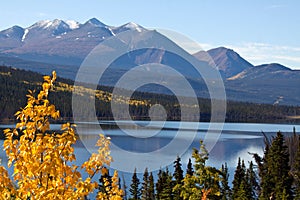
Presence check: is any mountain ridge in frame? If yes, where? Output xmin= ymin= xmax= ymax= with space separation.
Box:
xmin=194 ymin=47 xmax=254 ymax=78
xmin=0 ymin=18 xmax=299 ymax=105
xmin=0 ymin=18 xmax=295 ymax=71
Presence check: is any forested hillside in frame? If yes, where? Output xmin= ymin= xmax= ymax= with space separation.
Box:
xmin=0 ymin=66 xmax=299 ymax=123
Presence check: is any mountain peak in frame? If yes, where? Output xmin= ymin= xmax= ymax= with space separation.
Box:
xmin=194 ymin=47 xmax=253 ymax=78
xmin=124 ymin=22 xmax=139 ymax=28
xmin=3 ymin=25 xmax=24 ymax=33
xmin=208 ymin=47 xmax=237 ymax=57
xmin=10 ymin=25 xmax=24 ymax=31
xmin=85 ymin=18 xmax=106 ymax=27
xmin=0 ymin=25 xmax=24 ymax=39
xmin=30 ymin=19 xmax=67 ymax=29
xmin=28 ymin=19 xmax=71 ymax=36
xmin=117 ymin=22 xmax=145 ymax=33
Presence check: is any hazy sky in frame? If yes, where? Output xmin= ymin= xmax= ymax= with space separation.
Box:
xmin=1 ymin=0 xmax=300 ymax=69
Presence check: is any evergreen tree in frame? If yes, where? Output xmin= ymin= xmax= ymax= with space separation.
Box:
xmin=173 ymin=156 xmax=184 ymax=185
xmin=247 ymin=161 xmax=259 ymax=199
xmin=160 ymin=168 xmax=173 ymax=200
xmin=149 ymin=172 xmax=155 ymax=200
xmin=252 ymin=133 xmax=273 ymax=199
xmin=129 ymin=168 xmax=141 ymax=200
xmin=232 ymin=158 xmax=257 ymax=200
xmin=156 ymin=168 xmax=173 ymax=200
xmin=243 ymin=168 xmax=253 ymax=200
xmin=235 ymin=179 xmax=249 ymax=200
xmin=186 ymin=158 xmax=194 ymax=176
xmin=156 ymin=169 xmax=163 ymax=200
xmin=286 ymin=128 xmax=299 ymax=172
xmin=141 ymin=168 xmax=149 ymax=200
xmin=220 ymin=163 xmax=231 ymax=200
xmin=173 ymin=156 xmax=183 ymax=200
xmin=253 ymin=132 xmax=294 ymax=200
xmin=232 ymin=158 xmax=244 ymax=198
xmin=268 ymin=132 xmax=293 ymax=199
xmin=180 ymin=141 xmax=222 ymax=199
xmin=295 ymin=135 xmax=300 ymax=199
xmin=122 ymin=174 xmax=128 ymax=200
xmin=98 ymin=167 xmax=113 ymax=195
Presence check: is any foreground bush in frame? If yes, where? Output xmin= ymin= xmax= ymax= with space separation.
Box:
xmin=0 ymin=71 xmax=123 ymax=199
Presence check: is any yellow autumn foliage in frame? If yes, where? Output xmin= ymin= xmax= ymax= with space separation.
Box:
xmin=0 ymin=71 xmax=123 ymax=199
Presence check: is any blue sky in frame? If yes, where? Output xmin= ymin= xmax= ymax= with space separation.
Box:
xmin=1 ymin=0 xmax=300 ymax=69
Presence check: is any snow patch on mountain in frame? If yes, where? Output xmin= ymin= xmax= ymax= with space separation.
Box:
xmin=46 ymin=19 xmax=68 ymax=29
xmin=66 ymin=20 xmax=80 ymax=29
xmin=30 ymin=20 xmax=51 ymax=29
xmin=21 ymin=29 xmax=29 ymax=42
xmin=124 ymin=22 xmax=143 ymax=32
xmin=107 ymin=27 xmax=116 ymax=36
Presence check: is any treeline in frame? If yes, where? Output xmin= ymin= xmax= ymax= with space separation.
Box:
xmin=122 ymin=130 xmax=300 ymax=199
xmin=0 ymin=65 xmax=299 ymax=123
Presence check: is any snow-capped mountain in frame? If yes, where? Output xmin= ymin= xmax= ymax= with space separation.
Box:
xmin=0 ymin=18 xmax=299 ymax=105
xmin=0 ymin=18 xmax=147 ymax=65
xmin=29 ymin=19 xmax=71 ymax=33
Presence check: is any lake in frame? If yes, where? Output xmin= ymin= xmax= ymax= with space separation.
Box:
xmin=0 ymin=121 xmax=299 ymax=194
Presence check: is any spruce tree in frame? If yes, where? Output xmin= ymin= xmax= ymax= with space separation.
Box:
xmin=295 ymin=135 xmax=300 ymax=199
xmin=122 ymin=174 xmax=128 ymax=200
xmin=252 ymin=133 xmax=273 ymax=199
xmin=129 ymin=168 xmax=141 ymax=200
xmin=156 ymin=169 xmax=163 ymax=200
xmin=160 ymin=168 xmax=173 ymax=200
xmin=253 ymin=132 xmax=294 ymax=199
xmin=268 ymin=132 xmax=293 ymax=199
xmin=141 ymin=168 xmax=149 ymax=200
xmin=173 ymin=156 xmax=184 ymax=185
xmin=247 ymin=161 xmax=259 ymax=199
xmin=232 ymin=159 xmax=257 ymax=200
xmin=244 ymin=168 xmax=253 ymax=200
xmin=220 ymin=163 xmax=231 ymax=200
xmin=173 ymin=156 xmax=183 ymax=200
xmin=98 ymin=167 xmax=112 ymax=195
xmin=232 ymin=158 xmax=243 ymax=198
xmin=286 ymin=128 xmax=299 ymax=172
xmin=186 ymin=158 xmax=194 ymax=176
xmin=149 ymin=172 xmax=155 ymax=200
xmin=235 ymin=179 xmax=249 ymax=200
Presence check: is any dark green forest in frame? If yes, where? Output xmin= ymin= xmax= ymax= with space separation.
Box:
xmin=0 ymin=65 xmax=299 ymax=124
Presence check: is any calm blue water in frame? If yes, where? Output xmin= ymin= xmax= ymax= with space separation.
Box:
xmin=0 ymin=121 xmax=299 ymax=197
